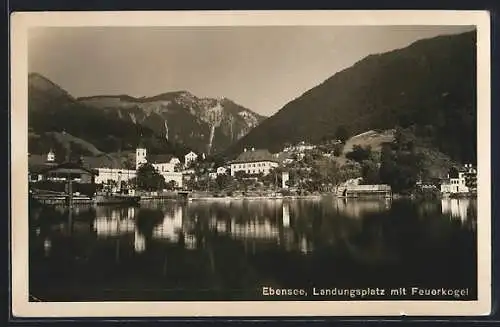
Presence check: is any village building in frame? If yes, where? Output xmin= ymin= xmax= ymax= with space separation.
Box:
xmin=76 ymin=155 xmax=136 ymax=185
xmin=216 ymin=166 xmax=228 ymax=175
xmin=184 ymin=151 xmax=198 ymax=167
xmin=229 ymin=148 xmax=279 ymax=177
xmin=28 ymin=151 xmax=59 ymax=182
xmin=335 ymin=178 xmax=392 ymax=198
xmin=30 ymin=161 xmax=98 ymax=197
xmin=283 ymin=141 xmax=316 ymax=153
xmin=273 ymin=151 xmax=295 ymax=165
xmin=41 ymin=162 xmax=96 ymax=183
xmin=340 ymin=184 xmax=392 ymax=198
xmin=29 ymin=147 xmax=184 ymax=190
xmin=135 ymin=147 xmax=183 ymax=187
xmin=149 ymin=154 xmax=179 ymax=173
xmin=440 ymin=164 xmax=477 ymax=194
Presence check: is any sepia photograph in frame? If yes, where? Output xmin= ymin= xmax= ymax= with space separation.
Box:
xmin=10 ymin=10 xmax=491 ymax=317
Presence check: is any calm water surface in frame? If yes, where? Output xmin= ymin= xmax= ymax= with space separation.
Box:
xmin=29 ymin=196 xmax=477 ymax=301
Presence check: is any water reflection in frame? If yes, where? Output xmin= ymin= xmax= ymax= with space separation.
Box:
xmin=43 ymin=238 xmax=51 ymax=256
xmin=441 ymin=198 xmax=471 ymax=221
xmin=35 ymin=198 xmax=477 ymax=254
xmin=334 ymin=198 xmax=392 ymax=219
xmin=30 ymin=197 xmax=477 ymax=301
xmin=134 ymin=230 xmax=146 ymax=253
xmin=152 ymin=206 xmax=183 ymax=242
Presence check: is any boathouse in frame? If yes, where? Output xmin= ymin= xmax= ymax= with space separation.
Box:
xmin=31 ymin=162 xmax=98 ymax=197
xmin=340 ymin=184 xmax=392 ymax=198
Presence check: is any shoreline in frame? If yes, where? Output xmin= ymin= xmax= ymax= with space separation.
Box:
xmin=188 ymin=194 xmax=324 ymax=201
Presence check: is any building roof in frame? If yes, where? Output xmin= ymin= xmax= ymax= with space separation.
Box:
xmin=42 ymin=162 xmax=97 ymax=176
xmin=231 ymin=149 xmax=278 ymax=164
xmin=80 ymin=155 xmax=120 ymax=169
xmin=273 ymin=151 xmax=294 ymax=164
xmin=150 ymin=154 xmax=178 ymax=164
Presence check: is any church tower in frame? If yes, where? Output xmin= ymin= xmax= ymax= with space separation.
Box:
xmin=136 ymin=147 xmax=147 ymax=170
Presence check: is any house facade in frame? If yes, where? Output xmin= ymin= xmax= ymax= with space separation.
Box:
xmin=94 ymin=168 xmax=136 ymax=185
xmin=136 ymin=147 xmax=183 ymax=187
xmin=230 ymin=148 xmax=279 ymax=177
xmin=440 ymin=164 xmax=477 ymax=194
xmin=184 ymin=151 xmax=198 ymax=166
xmin=216 ymin=166 xmax=228 ymax=175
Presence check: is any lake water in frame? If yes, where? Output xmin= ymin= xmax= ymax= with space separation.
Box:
xmin=29 ymin=196 xmax=477 ymax=301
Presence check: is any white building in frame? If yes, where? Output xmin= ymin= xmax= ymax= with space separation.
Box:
xmin=230 ymin=148 xmax=279 ymax=177
xmin=216 ymin=166 xmax=228 ymax=175
xmin=440 ymin=164 xmax=476 ymax=194
xmin=47 ymin=149 xmax=55 ymax=162
xmin=283 ymin=141 xmax=316 ymax=153
xmin=184 ymin=151 xmax=198 ymax=166
xmin=135 ymin=147 xmax=183 ymax=187
xmin=282 ymin=171 xmax=290 ymax=189
xmin=94 ymin=168 xmax=136 ymax=185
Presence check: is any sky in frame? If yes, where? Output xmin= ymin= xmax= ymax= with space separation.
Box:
xmin=29 ymin=25 xmax=474 ymax=116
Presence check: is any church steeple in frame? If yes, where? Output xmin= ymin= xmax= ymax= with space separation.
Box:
xmin=135 ymin=146 xmax=147 ymax=171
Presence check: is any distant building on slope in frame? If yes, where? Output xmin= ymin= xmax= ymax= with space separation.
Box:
xmin=184 ymin=151 xmax=198 ymax=167
xmin=283 ymin=141 xmax=316 ymax=153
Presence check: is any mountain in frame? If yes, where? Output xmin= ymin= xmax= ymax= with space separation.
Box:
xmin=28 ymin=73 xmax=265 ymax=157
xmin=28 ymin=73 xmax=190 ymax=159
xmin=227 ymin=31 xmax=477 ymax=164
xmin=78 ymin=91 xmax=266 ymax=154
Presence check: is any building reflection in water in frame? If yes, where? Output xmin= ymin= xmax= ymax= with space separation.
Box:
xmin=334 ymin=198 xmax=392 ymax=219
xmin=94 ymin=207 xmax=136 ymax=237
xmin=283 ymin=202 xmax=290 ymax=227
xmin=152 ymin=206 xmax=183 ymax=243
xmin=300 ymin=236 xmax=313 ymax=254
xmin=43 ymin=238 xmax=52 ymax=256
xmin=441 ymin=198 xmax=471 ymax=222
xmin=33 ymin=197 xmax=476 ymax=268
xmin=79 ymin=198 xmax=424 ymax=256
xmin=134 ymin=229 xmax=146 ymax=253
xmin=229 ymin=218 xmax=278 ymax=240
xmin=184 ymin=234 xmax=197 ymax=250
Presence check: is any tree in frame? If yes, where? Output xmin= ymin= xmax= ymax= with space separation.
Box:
xmin=335 ymin=125 xmax=350 ymax=143
xmin=360 ymin=159 xmax=380 ymax=184
xmin=346 ymin=145 xmax=372 ymax=163
xmin=379 ymin=132 xmax=424 ymax=193
xmin=135 ymin=163 xmax=166 ymax=191
xmin=215 ymin=173 xmax=234 ymax=191
xmin=165 ymin=180 xmax=178 ymax=190
xmin=333 ymin=143 xmax=344 ymax=156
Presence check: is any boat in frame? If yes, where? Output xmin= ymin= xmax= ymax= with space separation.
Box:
xmin=93 ymin=193 xmax=141 ymax=206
